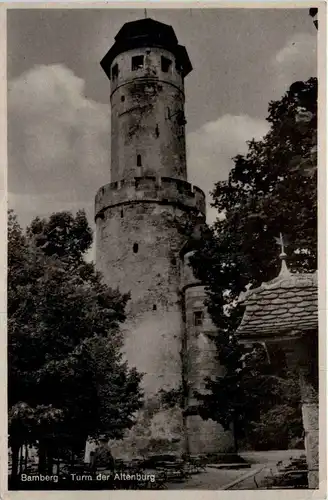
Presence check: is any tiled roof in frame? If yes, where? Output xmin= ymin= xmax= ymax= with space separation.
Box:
xmin=237 ymin=262 xmax=318 ymax=338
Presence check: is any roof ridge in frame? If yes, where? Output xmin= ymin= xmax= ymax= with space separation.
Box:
xmin=239 ymin=269 xmax=317 ymax=303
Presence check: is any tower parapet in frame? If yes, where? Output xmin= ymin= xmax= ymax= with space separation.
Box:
xmin=95 ymin=176 xmax=206 ymax=220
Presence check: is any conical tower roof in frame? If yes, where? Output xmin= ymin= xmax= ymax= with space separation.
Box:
xmin=100 ymin=18 xmax=192 ymax=79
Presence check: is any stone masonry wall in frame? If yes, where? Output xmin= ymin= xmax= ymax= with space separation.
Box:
xmin=97 ymin=33 xmax=232 ymax=458
xmin=96 ymin=200 xmax=200 ymax=457
xmin=110 ymin=47 xmax=187 ymax=182
xmin=96 ymin=201 xmax=194 ymax=395
xmin=95 ymin=177 xmax=206 ymax=217
xmin=183 ymin=282 xmax=234 ymax=454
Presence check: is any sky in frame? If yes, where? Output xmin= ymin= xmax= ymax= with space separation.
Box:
xmin=7 ymin=7 xmax=317 ymax=259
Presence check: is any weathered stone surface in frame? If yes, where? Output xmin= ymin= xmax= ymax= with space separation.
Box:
xmin=95 ymin=177 xmax=206 ymax=217
xmin=308 ymin=470 xmax=319 ymax=489
xmin=186 ymin=415 xmax=234 ymax=454
xmin=97 ymin=202 xmax=187 ymax=395
xmin=109 ymin=405 xmax=185 ymax=459
xmin=182 ymin=275 xmax=233 ymax=454
xmin=304 ymin=430 xmax=319 ymax=468
xmin=302 ymin=404 xmax=319 ymax=431
xmin=110 ymin=47 xmax=187 ymax=183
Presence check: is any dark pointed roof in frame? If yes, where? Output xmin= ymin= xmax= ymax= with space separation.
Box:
xmin=100 ymin=18 xmax=192 ymax=79
xmin=237 ymin=259 xmax=318 ymax=339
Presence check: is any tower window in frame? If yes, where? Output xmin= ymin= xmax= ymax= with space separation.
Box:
xmin=153 ymin=304 xmax=157 ymax=311
xmin=121 ymin=95 xmax=125 ymax=102
xmin=133 ymin=243 xmax=139 ymax=253
xmin=161 ymin=56 xmax=172 ymax=73
xmin=137 ymin=154 xmax=142 ymax=167
xmin=111 ymin=63 xmax=118 ymax=80
xmin=175 ymin=61 xmax=182 ymax=74
xmin=176 ymin=110 xmax=187 ymax=126
xmin=193 ymin=311 xmax=203 ymax=327
xmin=120 ymin=209 xmax=124 ymax=218
xmin=132 ymin=55 xmax=144 ymax=71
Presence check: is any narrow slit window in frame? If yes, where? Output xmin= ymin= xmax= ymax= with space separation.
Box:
xmin=132 ymin=55 xmax=144 ymax=71
xmin=137 ymin=154 xmax=142 ymax=167
xmin=121 ymin=95 xmax=125 ymax=102
xmin=133 ymin=243 xmax=139 ymax=254
xmin=153 ymin=304 xmax=157 ymax=311
xmin=120 ymin=209 xmax=124 ymax=218
xmin=111 ymin=63 xmax=119 ymax=80
xmin=193 ymin=311 xmax=203 ymax=327
xmin=161 ymin=56 xmax=172 ymax=73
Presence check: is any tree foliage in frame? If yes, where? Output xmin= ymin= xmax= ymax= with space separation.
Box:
xmin=190 ymin=78 xmax=317 ymax=447
xmin=196 ymin=344 xmax=302 ymax=448
xmin=8 ymin=210 xmax=143 ymax=474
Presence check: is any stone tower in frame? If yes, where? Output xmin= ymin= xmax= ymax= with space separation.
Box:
xmin=96 ymin=18 xmax=233 ymax=457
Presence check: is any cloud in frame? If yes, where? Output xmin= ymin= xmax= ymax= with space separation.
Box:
xmin=187 ymin=114 xmax=269 ymax=224
xmin=8 ymin=66 xmax=269 ymax=246
xmin=8 ymin=64 xmax=111 ymax=227
xmin=271 ymin=33 xmax=317 ymax=95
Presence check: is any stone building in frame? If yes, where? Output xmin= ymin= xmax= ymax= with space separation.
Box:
xmin=237 ymin=245 xmax=318 ymax=488
xmin=94 ymin=18 xmax=233 ymax=458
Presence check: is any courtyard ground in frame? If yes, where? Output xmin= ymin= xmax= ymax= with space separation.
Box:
xmin=167 ymin=449 xmax=305 ymax=490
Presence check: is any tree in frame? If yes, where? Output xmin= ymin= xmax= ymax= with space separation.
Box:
xmin=196 ymin=343 xmax=302 ymax=450
xmin=190 ymin=78 xmax=317 ymax=447
xmin=8 ymin=210 xmax=143 ymax=478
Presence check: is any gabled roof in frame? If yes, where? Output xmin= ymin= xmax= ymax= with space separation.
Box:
xmin=237 ymin=259 xmax=318 ymax=338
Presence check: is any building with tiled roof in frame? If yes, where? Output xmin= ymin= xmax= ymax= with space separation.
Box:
xmin=237 ymin=238 xmax=318 ymax=488
xmin=237 ymin=259 xmax=318 ymax=339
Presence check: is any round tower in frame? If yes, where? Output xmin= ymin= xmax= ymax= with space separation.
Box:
xmin=181 ymin=251 xmax=234 ymax=455
xmin=101 ymin=18 xmax=191 ymax=183
xmin=96 ymin=18 xmax=231 ymax=457
xmin=97 ymin=17 xmax=203 ymax=391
